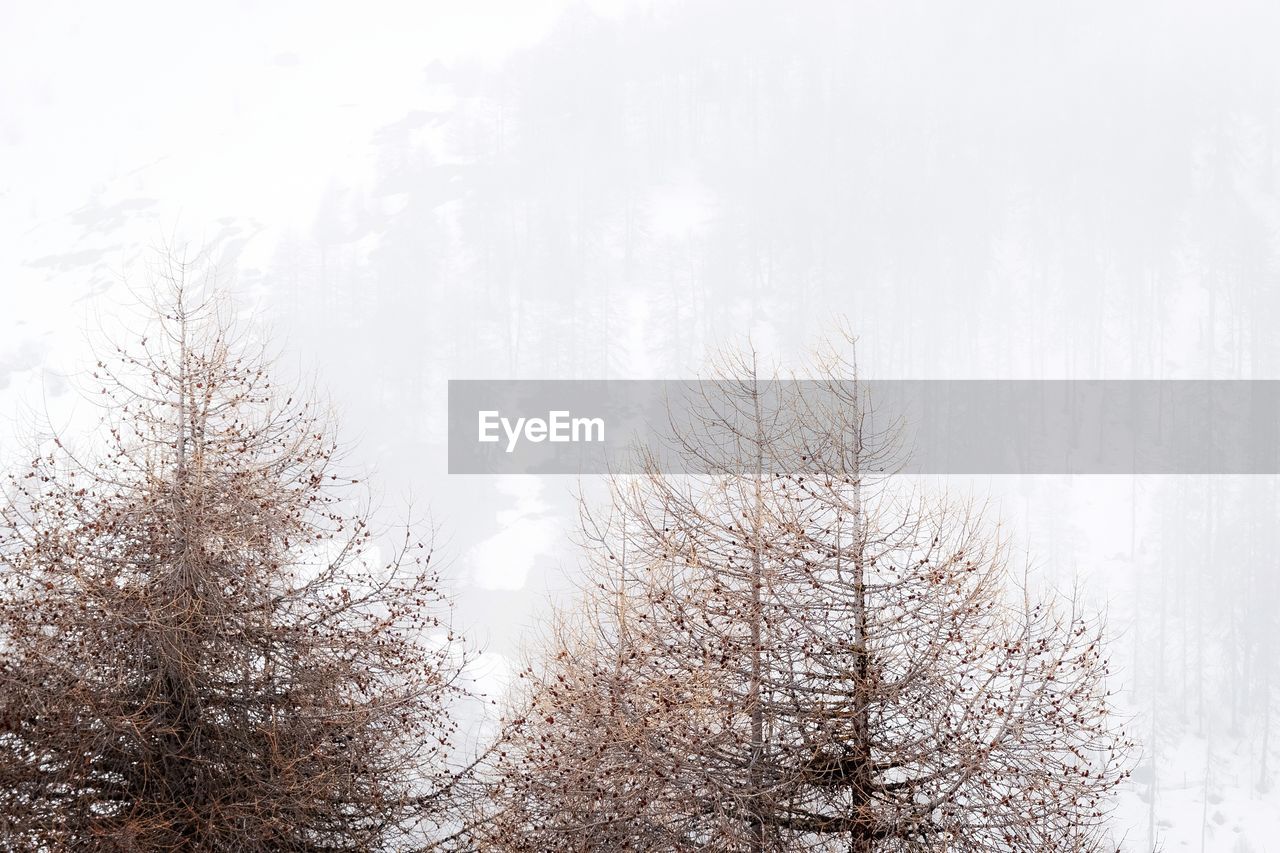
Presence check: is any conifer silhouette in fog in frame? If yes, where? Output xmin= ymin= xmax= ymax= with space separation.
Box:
xmin=481 ymin=345 xmax=1136 ymax=853
xmin=0 ymin=258 xmax=471 ymax=850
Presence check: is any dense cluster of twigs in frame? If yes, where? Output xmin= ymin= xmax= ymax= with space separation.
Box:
xmin=0 ymin=265 xmax=472 ymax=850
xmin=476 ymin=350 xmax=1135 ymax=852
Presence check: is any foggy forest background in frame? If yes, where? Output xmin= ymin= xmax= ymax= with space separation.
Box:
xmin=4 ymin=1 xmax=1280 ymax=848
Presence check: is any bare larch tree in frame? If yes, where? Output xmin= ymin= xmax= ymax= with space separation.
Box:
xmin=481 ymin=345 xmax=1134 ymax=852
xmin=0 ymin=264 xmax=471 ymax=851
